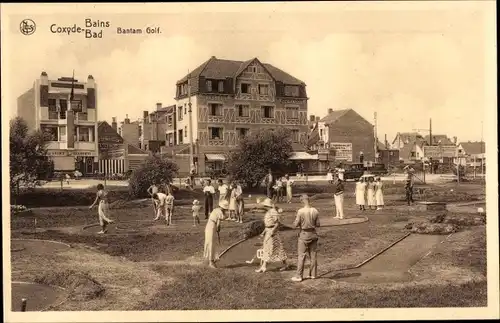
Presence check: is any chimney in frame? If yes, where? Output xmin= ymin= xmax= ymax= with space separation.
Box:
xmin=315 ymin=116 xmax=320 ymax=122
xmin=309 ymin=115 xmax=315 ymax=122
xmin=328 ymin=108 xmax=333 ymax=114
xmin=453 ymin=136 xmax=457 ymax=145
xmin=385 ymin=134 xmax=388 ymax=149
xmin=111 ymin=117 xmax=117 ymax=131
xmin=143 ymin=111 xmax=149 ymax=120
xmin=156 ymin=102 xmax=162 ymax=111
xmin=124 ymin=114 xmax=130 ymax=124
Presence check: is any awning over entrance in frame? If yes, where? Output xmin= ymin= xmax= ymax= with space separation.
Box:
xmin=205 ymin=154 xmax=226 ymax=161
xmin=289 ymin=152 xmax=318 ymax=160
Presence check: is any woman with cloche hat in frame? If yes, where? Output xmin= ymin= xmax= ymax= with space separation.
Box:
xmin=255 ymin=198 xmax=288 ymax=273
xmin=204 ymin=200 xmax=229 ymax=269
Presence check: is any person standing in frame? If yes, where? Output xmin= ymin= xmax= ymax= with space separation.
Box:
xmin=255 ymin=198 xmax=288 ymax=273
xmin=275 ymin=177 xmax=283 ymax=202
xmin=265 ymin=169 xmax=274 ymax=198
xmin=334 ymin=178 xmax=345 ymax=219
xmin=405 ymin=178 xmax=414 ymax=206
xmin=190 ymin=163 xmax=197 ymax=188
xmin=152 ymin=192 xmax=168 ymax=221
xmin=359 ymin=151 xmax=364 ymax=163
xmin=291 ymin=194 xmax=321 ymax=282
xmin=217 ymin=179 xmax=229 ymax=204
xmin=228 ymin=182 xmax=238 ymax=221
xmin=355 ymin=177 xmax=367 ymax=211
xmin=147 ymin=182 xmax=160 ymax=217
xmin=285 ymin=174 xmax=294 ymax=203
xmin=375 ymin=177 xmax=385 ymax=210
xmin=192 ymin=200 xmax=201 ymax=226
xmin=89 ymin=184 xmax=114 ymax=234
xmin=366 ymin=177 xmax=377 ymax=210
xmin=204 ymin=200 xmax=229 ymax=269
xmin=326 ymin=168 xmax=334 ymax=184
xmin=234 ymin=181 xmax=244 ymax=223
xmin=203 ymin=179 xmax=215 ymax=219
xmin=336 ymin=163 xmax=345 ymax=181
xmin=165 ymin=191 xmax=175 ymax=225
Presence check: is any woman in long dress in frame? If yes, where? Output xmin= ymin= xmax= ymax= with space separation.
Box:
xmin=234 ymin=181 xmax=244 ymax=223
xmin=285 ymin=174 xmax=294 ymax=203
xmin=375 ymin=177 xmax=385 ymax=210
xmin=255 ymin=198 xmax=288 ymax=273
xmin=366 ymin=177 xmax=377 ymax=210
xmin=89 ymin=183 xmax=114 ymax=234
xmin=204 ymin=200 xmax=229 ymax=268
xmin=228 ymin=182 xmax=237 ymax=221
xmin=355 ymin=177 xmax=367 ymax=211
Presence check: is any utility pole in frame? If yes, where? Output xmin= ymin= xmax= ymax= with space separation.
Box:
xmin=188 ymin=71 xmax=194 ymax=170
xmin=373 ymin=112 xmax=378 ymax=163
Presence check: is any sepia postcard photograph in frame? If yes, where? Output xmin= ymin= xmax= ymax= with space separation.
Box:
xmin=2 ymin=1 xmax=498 ymax=322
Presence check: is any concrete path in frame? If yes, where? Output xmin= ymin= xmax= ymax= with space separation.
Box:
xmin=325 ymin=234 xmax=447 ymax=284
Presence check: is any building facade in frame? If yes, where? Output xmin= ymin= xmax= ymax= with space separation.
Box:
xmin=17 ymin=72 xmax=99 ymax=174
xmin=171 ymin=56 xmax=309 ymax=173
xmin=118 ymin=115 xmax=140 ymax=148
xmin=136 ymin=103 xmax=176 ymax=153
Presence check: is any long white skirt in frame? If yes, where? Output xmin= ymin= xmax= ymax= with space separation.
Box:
xmin=355 ymin=189 xmax=365 ymax=205
xmin=375 ymin=190 xmax=384 ymax=206
xmin=367 ymin=189 xmax=376 ymax=206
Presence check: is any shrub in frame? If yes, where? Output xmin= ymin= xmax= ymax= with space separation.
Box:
xmin=35 ymin=270 xmax=105 ymax=301
xmin=240 ymin=220 xmax=265 ymax=239
xmin=128 ymin=155 xmax=179 ymax=198
xmin=13 ymin=188 xmax=130 ymax=207
xmin=405 ymin=222 xmax=459 ymax=235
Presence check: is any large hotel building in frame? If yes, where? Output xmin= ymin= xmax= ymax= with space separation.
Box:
xmin=17 ymin=72 xmax=99 ymax=175
xmin=162 ymin=56 xmax=310 ymax=173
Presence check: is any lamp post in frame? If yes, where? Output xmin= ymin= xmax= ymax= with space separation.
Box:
xmin=188 ymin=72 xmax=194 ymax=169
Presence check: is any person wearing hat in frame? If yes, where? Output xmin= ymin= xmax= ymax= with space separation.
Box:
xmin=291 ymin=194 xmax=320 ymax=282
xmin=192 ymin=199 xmax=201 ymax=226
xmin=203 ymin=179 xmax=216 ymax=219
xmin=204 ymin=200 xmax=229 ymax=269
xmin=255 ymin=198 xmax=288 ymax=273
xmin=334 ymin=177 xmax=345 ymax=219
xmin=404 ymin=177 xmax=414 ymax=206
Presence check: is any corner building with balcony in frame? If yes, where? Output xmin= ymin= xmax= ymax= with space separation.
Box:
xmin=173 ymin=56 xmax=309 ymax=173
xmin=17 ymin=72 xmax=99 ymax=175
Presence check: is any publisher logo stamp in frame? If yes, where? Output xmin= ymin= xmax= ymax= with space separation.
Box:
xmin=20 ymin=19 xmax=36 ymax=35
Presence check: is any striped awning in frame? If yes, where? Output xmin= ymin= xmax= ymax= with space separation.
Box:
xmin=289 ymin=152 xmax=318 ymax=160
xmin=205 ymin=154 xmax=226 ymax=161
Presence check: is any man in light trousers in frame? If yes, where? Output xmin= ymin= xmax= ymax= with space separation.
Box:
xmin=291 ymin=194 xmax=321 ymax=282
xmin=334 ymin=178 xmax=345 ymax=219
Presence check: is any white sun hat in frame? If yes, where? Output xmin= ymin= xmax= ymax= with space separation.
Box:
xmin=260 ymin=198 xmax=274 ymax=208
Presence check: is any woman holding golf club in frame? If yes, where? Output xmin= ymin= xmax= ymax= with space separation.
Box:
xmin=89 ymin=183 xmax=114 ymax=234
xmin=255 ymin=198 xmax=288 ymax=273
xmin=204 ymin=200 xmax=229 ymax=269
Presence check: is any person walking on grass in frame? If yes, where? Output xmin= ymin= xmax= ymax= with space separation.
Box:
xmin=255 ymin=198 xmax=289 ymax=273
xmin=366 ymin=176 xmax=377 ymax=210
xmin=291 ymin=194 xmax=320 ymax=282
xmin=192 ymin=200 xmax=201 ymax=226
xmin=333 ymin=177 xmax=345 ymax=219
xmin=204 ymin=200 xmax=229 ymax=269
xmin=89 ymin=184 xmax=114 ymax=234
xmin=203 ymin=179 xmax=215 ymax=219
xmin=147 ymin=181 xmax=160 ymax=217
xmin=285 ymin=174 xmax=294 ymax=203
xmin=375 ymin=177 xmax=384 ymax=210
xmin=355 ymin=177 xmax=367 ymax=211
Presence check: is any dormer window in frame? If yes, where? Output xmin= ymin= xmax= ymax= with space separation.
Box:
xmin=218 ymin=81 xmax=224 ymax=93
xmin=206 ymin=80 xmax=213 ymax=92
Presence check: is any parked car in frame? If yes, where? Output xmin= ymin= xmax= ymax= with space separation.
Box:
xmin=343 ymin=163 xmax=365 ymax=180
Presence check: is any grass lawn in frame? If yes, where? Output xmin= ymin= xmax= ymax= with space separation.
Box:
xmin=9 ymin=181 xmax=488 ymax=310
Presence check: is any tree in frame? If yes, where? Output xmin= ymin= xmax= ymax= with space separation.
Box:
xmin=226 ymin=128 xmax=293 ymax=188
xmin=10 ymin=117 xmax=54 ymax=197
xmin=128 ymin=155 xmax=179 ymax=198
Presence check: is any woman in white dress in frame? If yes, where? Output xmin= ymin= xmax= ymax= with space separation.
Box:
xmin=366 ymin=177 xmax=377 ymax=210
xmin=89 ymin=184 xmax=114 ymax=234
xmin=228 ymin=182 xmax=238 ymax=221
xmin=355 ymin=177 xmax=367 ymax=211
xmin=204 ymin=200 xmax=229 ymax=269
xmin=375 ymin=177 xmax=384 ymax=210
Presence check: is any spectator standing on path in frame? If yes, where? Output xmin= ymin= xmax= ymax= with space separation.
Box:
xmin=285 ymin=174 xmax=294 ymax=203
xmin=228 ymin=182 xmax=238 ymax=221
xmin=291 ymin=194 xmax=321 ymax=282
xmin=355 ymin=177 xmax=367 ymax=211
xmin=234 ymin=181 xmax=245 ymax=223
xmin=359 ymin=151 xmax=364 ymax=163
xmin=203 ymin=179 xmax=215 ymax=219
xmin=265 ymin=169 xmax=274 ymax=198
xmin=366 ymin=177 xmax=377 ymax=210
xmin=334 ymin=178 xmax=345 ymax=219
xmin=375 ymin=177 xmax=384 ymax=210
xmin=89 ymin=184 xmax=114 ymax=234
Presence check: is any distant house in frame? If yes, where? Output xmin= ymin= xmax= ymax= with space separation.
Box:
xmin=423 ymin=134 xmax=455 ymax=146
xmin=457 ymin=141 xmax=486 ymax=167
xmin=377 ymin=141 xmax=400 ymax=166
xmin=391 ymin=132 xmax=426 ymax=150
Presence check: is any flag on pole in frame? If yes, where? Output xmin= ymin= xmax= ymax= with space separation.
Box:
xmin=307 ymin=121 xmax=320 ymax=148
xmin=70 ymin=70 xmax=75 ymax=101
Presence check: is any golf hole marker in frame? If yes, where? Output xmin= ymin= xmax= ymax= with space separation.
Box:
xmin=256 ymin=249 xmax=264 ymax=259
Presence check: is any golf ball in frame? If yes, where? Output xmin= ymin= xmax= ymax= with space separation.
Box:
xmin=478 ymin=207 xmax=484 ymax=214
xmin=450 ymin=189 xmax=454 ymax=192
xmin=248 ymin=194 xmax=252 ymax=198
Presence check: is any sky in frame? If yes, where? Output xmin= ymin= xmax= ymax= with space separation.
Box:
xmin=1 ymin=2 xmax=495 ymax=143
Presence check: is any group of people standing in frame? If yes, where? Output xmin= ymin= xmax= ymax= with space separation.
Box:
xmin=355 ymin=176 xmax=385 ymax=211
xmin=203 ymin=192 xmax=321 ymax=283
xmin=264 ymin=169 xmax=294 ymax=203
xmin=201 ymin=179 xmax=245 ymax=223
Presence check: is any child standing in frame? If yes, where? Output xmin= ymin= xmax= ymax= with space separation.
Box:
xmin=165 ymin=191 xmax=175 ymax=225
xmin=192 ymin=200 xmax=201 ymax=226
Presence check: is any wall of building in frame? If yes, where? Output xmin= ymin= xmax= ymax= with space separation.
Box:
xmin=121 ymin=123 xmax=140 ymax=147
xmin=175 ymin=96 xmax=199 ymax=144
xmin=327 ymin=110 xmax=375 ymax=162
xmin=17 ymin=87 xmax=37 ymax=130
